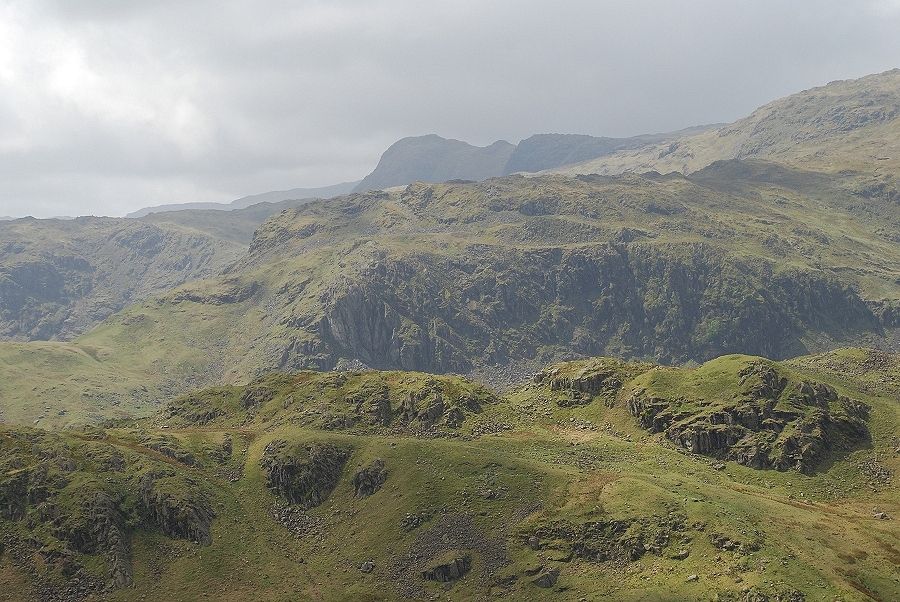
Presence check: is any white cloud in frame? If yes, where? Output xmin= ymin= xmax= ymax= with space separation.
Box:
xmin=0 ymin=0 xmax=898 ymax=218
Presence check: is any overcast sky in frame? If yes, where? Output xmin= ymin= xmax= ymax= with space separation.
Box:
xmin=1 ymin=0 xmax=900 ymax=218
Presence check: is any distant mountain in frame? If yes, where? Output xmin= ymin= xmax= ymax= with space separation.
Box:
xmin=138 ymin=196 xmax=330 ymax=245
xmin=126 ymin=180 xmax=360 ymax=218
xmin=353 ymin=135 xmax=515 ymax=192
xmin=354 ymin=127 xmax=718 ymax=193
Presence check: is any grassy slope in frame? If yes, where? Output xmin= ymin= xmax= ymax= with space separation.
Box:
xmin=2 ymin=350 xmax=894 ymax=601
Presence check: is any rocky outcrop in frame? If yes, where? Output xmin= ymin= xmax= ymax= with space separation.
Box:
xmin=352 ymin=459 xmax=387 ymax=497
xmin=240 ymin=384 xmax=277 ymax=409
xmin=531 ymin=567 xmax=560 ymax=588
xmin=45 ymin=487 xmax=133 ymax=588
xmin=260 ymin=440 xmax=350 ymax=508
xmin=421 ymin=551 xmax=472 ymax=582
xmin=532 ymin=359 xmax=647 ymax=407
xmin=139 ymin=473 xmax=216 ymax=546
xmin=397 ymin=381 xmax=486 ymax=428
xmin=626 ymin=363 xmax=870 ymax=473
xmin=525 ymin=511 xmax=689 ymax=565
xmin=341 ymin=381 xmax=393 ymax=427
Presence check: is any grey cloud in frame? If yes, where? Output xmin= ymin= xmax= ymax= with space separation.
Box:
xmin=1 ymin=0 xmax=899 ymax=217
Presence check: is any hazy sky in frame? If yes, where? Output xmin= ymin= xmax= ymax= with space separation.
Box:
xmin=2 ymin=0 xmax=900 ymax=218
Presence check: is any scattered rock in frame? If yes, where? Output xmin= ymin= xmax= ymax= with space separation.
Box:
xmin=359 ymin=560 xmax=376 ymax=573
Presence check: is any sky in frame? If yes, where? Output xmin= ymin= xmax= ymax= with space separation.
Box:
xmin=1 ymin=0 xmax=900 ymax=218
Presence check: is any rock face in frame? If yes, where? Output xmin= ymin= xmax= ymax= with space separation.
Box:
xmin=309 ymin=242 xmax=880 ymax=373
xmin=260 ymin=440 xmax=350 ymax=508
xmin=352 ymin=459 xmax=388 ymax=497
xmin=53 ymin=488 xmax=133 ymax=588
xmin=626 ymin=362 xmax=870 ymax=473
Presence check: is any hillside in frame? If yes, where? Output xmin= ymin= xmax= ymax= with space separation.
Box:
xmin=551 ymin=69 xmax=900 ymax=179
xmin=0 ymin=161 xmax=897 ymax=427
xmin=0 ymin=217 xmax=243 ymax=341
xmin=0 ymin=194 xmax=363 ymax=343
xmin=0 ymin=349 xmax=896 ymax=601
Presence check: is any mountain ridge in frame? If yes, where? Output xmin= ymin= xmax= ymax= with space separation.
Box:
xmin=353 ymin=125 xmax=720 ymax=193
xmin=126 ymin=180 xmax=360 ymax=218
xmin=549 ymin=68 xmax=900 ymax=178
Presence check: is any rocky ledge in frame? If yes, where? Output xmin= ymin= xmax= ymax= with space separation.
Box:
xmin=626 ymin=362 xmax=870 ymax=473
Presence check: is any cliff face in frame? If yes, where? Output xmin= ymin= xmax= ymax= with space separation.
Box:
xmin=303 ymin=243 xmax=877 ymax=372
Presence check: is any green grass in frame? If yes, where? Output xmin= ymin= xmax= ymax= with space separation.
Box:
xmin=3 ymin=350 xmax=894 ymax=600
